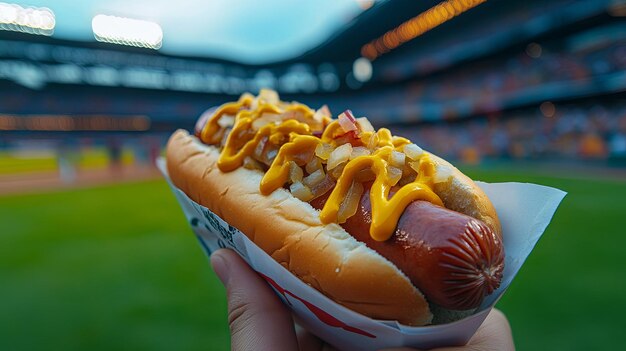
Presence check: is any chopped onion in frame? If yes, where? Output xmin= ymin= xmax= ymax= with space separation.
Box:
xmin=303 ymin=169 xmax=325 ymax=188
xmin=387 ymin=166 xmax=403 ymax=186
xmin=219 ymin=128 xmax=231 ymax=147
xmin=356 ymin=117 xmax=374 ymax=133
xmin=403 ymin=143 xmax=424 ymax=160
xmin=408 ymin=160 xmax=421 ymax=174
xmin=240 ymin=92 xmax=255 ymax=101
xmin=288 ymin=161 xmax=304 ymax=183
xmin=255 ymin=141 xmax=279 ymax=166
xmin=338 ymin=110 xmax=357 ymax=133
xmin=290 ymin=181 xmax=314 ymax=202
xmin=305 ymin=157 xmax=323 ymax=174
xmin=337 ymin=181 xmax=364 ymax=223
xmin=294 ymin=148 xmax=315 ymax=166
xmin=329 ymin=162 xmax=347 ymax=180
xmin=254 ymin=137 xmax=268 ymax=160
xmin=315 ymin=143 xmax=334 ymax=160
xmin=313 ymin=105 xmax=331 ymax=123
xmin=259 ymin=89 xmax=279 ymax=104
xmin=217 ymin=115 xmax=235 ymax=128
xmin=243 ymin=156 xmax=264 ymax=171
xmin=252 ymin=113 xmax=281 ymax=130
xmin=389 ymin=150 xmax=406 ymax=168
xmin=343 ymin=109 xmax=356 ymax=122
xmin=367 ymin=133 xmax=379 ymax=150
xmin=332 ymin=130 xmax=360 ymax=146
xmin=250 ymin=97 xmax=259 ymax=111
xmin=398 ymin=166 xmax=417 ymax=186
xmin=327 ymin=143 xmax=352 ymax=170
xmin=350 ymin=146 xmax=370 ymax=160
xmin=433 ymin=166 xmax=453 ymax=184
xmin=266 ymin=148 xmax=278 ymax=164
xmin=310 ymin=175 xmax=336 ymax=200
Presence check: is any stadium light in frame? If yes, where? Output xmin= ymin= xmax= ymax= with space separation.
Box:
xmin=92 ymin=14 xmax=163 ymax=49
xmin=352 ymin=57 xmax=372 ymax=82
xmin=0 ymin=2 xmax=55 ymax=36
xmin=361 ymin=0 xmax=486 ymax=60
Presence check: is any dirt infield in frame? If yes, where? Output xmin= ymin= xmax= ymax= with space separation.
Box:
xmin=0 ymin=165 xmax=162 ymax=196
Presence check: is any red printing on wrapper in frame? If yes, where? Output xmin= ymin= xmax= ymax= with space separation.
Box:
xmin=258 ymin=272 xmax=376 ymax=338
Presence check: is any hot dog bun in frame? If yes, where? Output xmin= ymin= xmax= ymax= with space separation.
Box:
xmin=428 ymin=154 xmax=501 ymax=237
xmin=166 ymin=128 xmax=500 ymax=326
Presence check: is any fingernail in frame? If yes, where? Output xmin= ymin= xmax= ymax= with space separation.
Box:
xmin=211 ymin=250 xmax=229 ymax=285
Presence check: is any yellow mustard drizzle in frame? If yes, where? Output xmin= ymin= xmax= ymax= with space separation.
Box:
xmin=203 ymin=95 xmax=444 ymax=242
xmin=260 ymin=135 xmax=320 ymax=194
xmin=360 ymin=129 xmax=411 ymax=149
xmin=284 ymin=103 xmax=315 ymax=118
xmin=319 ymin=150 xmax=442 ymax=241
xmin=321 ymin=121 xmax=348 ymax=141
xmin=258 ymin=128 xmax=442 ymax=241
xmin=200 ymin=92 xmax=323 ymax=145
xmin=218 ymin=118 xmax=311 ymax=172
xmin=200 ymin=94 xmax=254 ymax=144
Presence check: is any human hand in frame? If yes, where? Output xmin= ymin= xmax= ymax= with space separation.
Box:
xmin=210 ymin=248 xmax=514 ymax=351
xmin=211 ymin=248 xmax=335 ymax=351
xmin=380 ymin=309 xmax=515 ymax=351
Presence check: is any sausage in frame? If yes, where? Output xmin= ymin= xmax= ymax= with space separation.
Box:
xmin=194 ymin=107 xmax=216 ymax=137
xmin=310 ymin=184 xmax=504 ymax=311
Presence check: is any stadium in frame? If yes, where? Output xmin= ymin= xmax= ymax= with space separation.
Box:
xmin=1 ymin=0 xmax=624 ymax=350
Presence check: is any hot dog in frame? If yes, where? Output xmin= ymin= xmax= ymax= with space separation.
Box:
xmin=310 ymin=188 xmax=503 ymax=313
xmin=166 ymin=89 xmax=504 ymax=326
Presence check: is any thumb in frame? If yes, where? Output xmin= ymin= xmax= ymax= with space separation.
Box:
xmin=211 ymin=249 xmax=298 ymax=351
xmin=378 ymin=309 xmax=515 ymax=351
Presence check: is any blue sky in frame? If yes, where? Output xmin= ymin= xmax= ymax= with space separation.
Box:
xmin=11 ymin=0 xmax=370 ymax=63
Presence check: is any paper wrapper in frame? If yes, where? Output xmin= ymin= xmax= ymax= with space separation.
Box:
xmin=157 ymin=158 xmax=565 ymax=350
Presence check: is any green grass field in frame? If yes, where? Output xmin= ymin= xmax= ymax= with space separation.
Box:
xmin=0 ymin=168 xmax=624 ymax=351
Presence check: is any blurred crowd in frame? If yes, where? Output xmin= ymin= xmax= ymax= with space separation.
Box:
xmin=354 ymin=37 xmax=626 ymax=122
xmin=399 ymin=103 xmax=626 ymax=165
xmin=413 ymin=42 xmax=625 ymax=104
xmin=354 ymin=20 xmax=626 ymax=167
xmin=378 ymin=0 xmax=602 ymax=80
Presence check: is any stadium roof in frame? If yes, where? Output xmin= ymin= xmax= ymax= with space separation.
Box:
xmin=6 ymin=0 xmax=500 ymax=66
xmin=7 ymin=0 xmax=382 ymax=64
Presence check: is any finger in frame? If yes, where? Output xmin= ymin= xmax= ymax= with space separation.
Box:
xmin=211 ymin=249 xmax=298 ymax=351
xmin=378 ymin=309 xmax=515 ymax=351
xmin=465 ymin=308 xmax=515 ymax=351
